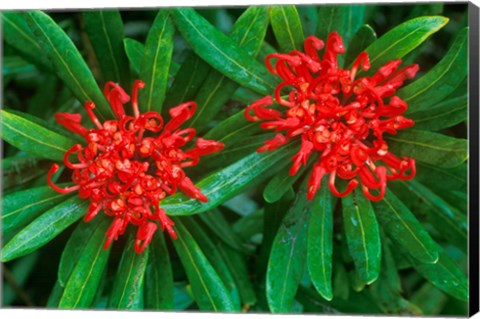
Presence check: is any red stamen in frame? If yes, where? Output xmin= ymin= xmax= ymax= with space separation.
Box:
xmin=47 ymin=164 xmax=80 ymax=194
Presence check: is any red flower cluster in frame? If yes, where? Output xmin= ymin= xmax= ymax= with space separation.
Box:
xmin=245 ymin=33 xmax=417 ymax=201
xmin=48 ymin=80 xmax=224 ymax=253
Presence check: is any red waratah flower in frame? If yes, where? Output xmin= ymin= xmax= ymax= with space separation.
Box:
xmin=245 ymin=33 xmax=417 ymax=201
xmin=47 ymin=80 xmax=224 ymax=253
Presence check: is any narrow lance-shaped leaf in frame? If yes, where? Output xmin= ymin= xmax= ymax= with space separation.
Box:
xmin=414 ymin=162 xmax=467 ymax=192
xmin=172 ymin=8 xmax=277 ymax=95
xmin=400 ymin=27 xmax=468 ymax=112
xmin=410 ymin=248 xmax=468 ymax=302
xmin=25 ymin=11 xmax=112 ymax=119
xmin=342 ymin=190 xmax=381 ymax=285
xmin=144 ymin=233 xmax=174 ymax=310
xmin=171 ymin=218 xmax=236 ymax=311
xmin=372 ymin=191 xmax=439 ymax=264
xmin=198 ymin=209 xmax=246 ymax=253
xmin=2 ymin=156 xmax=50 ymax=189
xmin=123 ymin=38 xmax=179 ymax=78
xmin=1 ymin=197 xmax=88 ymax=262
xmin=307 ymin=179 xmax=335 ymax=301
xmin=216 ymin=242 xmax=257 ymax=307
xmin=270 ymin=5 xmax=304 ymax=52
xmin=316 ymin=5 xmax=365 ymax=67
xmin=182 ymin=217 xmax=241 ymax=311
xmin=161 ymin=144 xmax=296 ymax=215
xmin=1 ymin=110 xmax=77 ymax=161
xmin=58 ymin=218 xmax=111 ymax=309
xmin=409 ymin=95 xmax=467 ymax=131
xmin=58 ymin=217 xmax=103 ymax=287
xmin=1 ymin=185 xmax=72 ymax=236
xmin=1 ymin=12 xmax=52 ymax=71
xmin=139 ymin=10 xmax=174 ymax=113
xmin=192 ymin=133 xmax=275 ymax=173
xmin=297 ymin=6 xmax=318 ymax=37
xmin=188 ymin=6 xmax=269 ymax=132
xmin=2 ymin=56 xmax=36 ymax=76
xmin=162 ymin=51 xmax=210 ymax=112
xmin=344 ymin=24 xmax=377 ymax=66
xmin=386 ymin=129 xmax=468 ymax=168
xmin=369 ymin=234 xmax=412 ymax=314
xmin=362 ymin=16 xmax=448 ymax=75
xmin=267 ymin=185 xmax=313 ymax=313
xmin=108 ymin=233 xmax=150 ymax=310
xmin=83 ymin=10 xmax=130 ymax=87
xmin=263 ymin=156 xmax=312 ymax=204
xmin=393 ymin=180 xmax=467 ymax=252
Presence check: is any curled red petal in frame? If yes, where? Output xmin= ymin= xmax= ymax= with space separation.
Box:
xmin=257 ymin=134 xmax=288 ymax=153
xmin=178 ymin=176 xmax=208 ymax=202
xmin=55 ymin=113 xmax=89 ymax=137
xmin=134 ymin=221 xmax=158 ymax=254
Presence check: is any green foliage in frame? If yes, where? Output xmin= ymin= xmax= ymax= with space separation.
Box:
xmin=1 ymin=4 xmax=469 ymax=316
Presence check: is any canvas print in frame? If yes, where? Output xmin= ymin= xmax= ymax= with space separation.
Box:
xmin=1 ymin=3 xmax=473 ymax=316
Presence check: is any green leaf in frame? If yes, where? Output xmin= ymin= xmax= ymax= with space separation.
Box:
xmin=1 ymin=109 xmax=77 ymax=161
xmin=369 ymin=233 xmax=413 ymax=314
xmin=316 ymin=6 xmax=345 ymax=42
xmin=344 ymin=24 xmax=377 ymax=66
xmin=410 ymin=248 xmax=468 ymax=301
xmin=2 ymin=56 xmax=37 ymax=76
xmin=25 ymin=11 xmax=112 ymax=119
xmin=1 ymin=197 xmax=88 ymax=262
xmin=2 ymin=156 xmax=50 ymax=189
xmin=297 ymin=6 xmax=318 ymax=36
xmin=162 ymin=52 xmax=210 ymax=111
xmin=182 ymin=217 xmax=241 ymax=310
xmin=1 ymin=12 xmax=52 ymax=71
xmin=58 ymin=218 xmax=111 ymax=309
xmin=173 ymin=282 xmax=194 ymax=310
xmin=317 ymin=5 xmax=365 ymax=55
xmin=144 ymin=233 xmax=173 ymax=310
xmin=188 ymin=6 xmax=269 ymax=132
xmin=216 ymin=242 xmax=257 ymax=307
xmin=266 ymin=186 xmax=313 ymax=312
xmin=2 ymin=252 xmax=39 ymax=305
xmin=58 ymin=217 xmax=102 ymax=287
xmin=270 ymin=5 xmax=304 ymax=52
xmin=172 ymin=8 xmax=277 ymax=95
xmin=203 ymin=108 xmax=263 ymax=143
xmin=139 ymin=10 xmax=174 ymax=113
xmin=171 ymin=218 xmax=236 ymax=311
xmin=123 ymin=38 xmax=179 ymax=79
xmin=161 ymin=144 xmax=296 ymax=215
xmin=372 ymin=191 xmax=439 ymax=264
xmin=1 ymin=185 xmax=71 ymax=236
xmin=193 ymin=133 xmax=274 ymax=173
xmin=307 ymin=179 xmax=335 ymax=301
xmin=263 ymin=161 xmax=305 ymax=204
xmin=400 ymin=27 xmax=468 ymax=112
xmin=415 ymin=162 xmax=467 ymax=192
xmin=27 ymin=74 xmax=59 ymax=117
xmin=198 ymin=209 xmax=246 ymax=253
xmin=123 ymin=38 xmax=144 ymax=75
xmin=47 ymin=280 xmax=64 ymax=308
xmin=408 ymin=95 xmax=467 ymax=131
xmin=83 ymin=10 xmax=130 ymax=86
xmin=386 ymin=129 xmax=468 ymax=168
xmin=108 ymin=233 xmax=149 ymax=310
xmin=342 ymin=190 xmax=381 ymax=284
xmin=362 ymin=16 xmax=448 ymax=75
xmin=392 ymin=180 xmax=467 ymax=252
